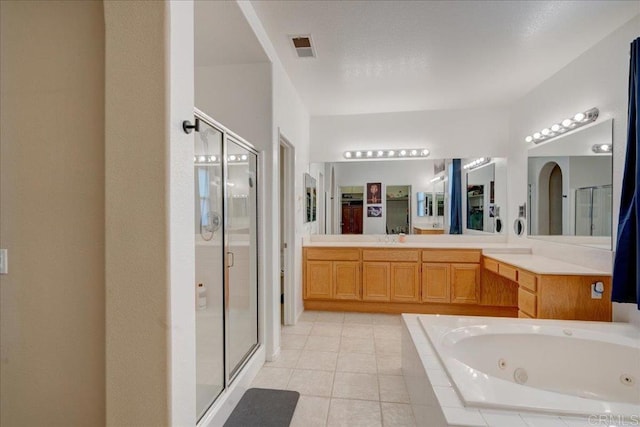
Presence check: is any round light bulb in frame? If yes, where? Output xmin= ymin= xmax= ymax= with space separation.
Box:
xmin=229 ymin=155 xmax=236 ymax=161
xmin=421 ymin=149 xmax=429 ymax=156
xmin=541 ymin=128 xmax=550 ymax=136
xmin=411 ymin=149 xmax=417 ymax=156
xmin=562 ymin=119 xmax=573 ymax=127
xmin=377 ymin=151 xmax=384 ymax=157
xmin=193 ymin=156 xmax=198 ymax=162
xmin=400 ymin=150 xmax=407 ymax=156
xmin=241 ymin=154 xmax=248 ymax=161
xmin=388 ymin=150 xmax=395 ymax=156
xmin=600 ymin=144 xmax=610 ymax=152
xmin=525 ymin=136 xmax=533 ymax=143
xmin=366 ymin=151 xmax=373 ymax=157
xmin=551 ymin=124 xmax=561 ymax=132
xmin=345 ymin=152 xmax=352 ymax=158
xmin=198 ymin=155 xmax=206 ymax=162
xmin=208 ymin=156 xmax=215 ymax=162
xmin=574 ymin=112 xmax=585 ymax=122
xmin=533 ymin=132 xmax=542 ymax=139
xmin=355 ymin=151 xmax=362 ymax=157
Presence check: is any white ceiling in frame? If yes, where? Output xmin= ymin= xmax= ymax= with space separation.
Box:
xmin=195 ymin=0 xmax=268 ymax=67
xmin=250 ymin=0 xmax=639 ymax=116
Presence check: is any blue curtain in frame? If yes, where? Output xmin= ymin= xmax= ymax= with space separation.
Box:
xmin=450 ymin=159 xmax=463 ymax=234
xmin=612 ymin=37 xmax=640 ymax=308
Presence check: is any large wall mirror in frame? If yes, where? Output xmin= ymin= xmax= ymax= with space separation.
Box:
xmin=527 ymin=119 xmax=613 ymax=249
xmin=308 ymin=157 xmax=505 ymax=235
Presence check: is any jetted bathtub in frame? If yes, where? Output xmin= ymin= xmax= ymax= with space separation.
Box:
xmin=416 ymin=315 xmax=640 ymax=419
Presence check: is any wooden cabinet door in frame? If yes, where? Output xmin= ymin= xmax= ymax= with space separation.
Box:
xmin=341 ymin=205 xmax=363 ymax=234
xmin=422 ymin=263 xmax=450 ymax=303
xmin=352 ymin=206 xmax=363 ymax=234
xmin=333 ymin=261 xmax=361 ymax=300
xmin=305 ymin=261 xmax=333 ymax=299
xmin=451 ymin=263 xmax=480 ymax=304
xmin=390 ymin=262 xmax=420 ymax=302
xmin=362 ymin=262 xmax=390 ymax=301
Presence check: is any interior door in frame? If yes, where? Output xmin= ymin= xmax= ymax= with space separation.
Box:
xmin=225 ymin=137 xmax=259 ymax=379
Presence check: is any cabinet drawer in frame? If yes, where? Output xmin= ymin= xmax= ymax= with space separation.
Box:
xmin=499 ymin=263 xmax=518 ymax=281
xmin=518 ymin=270 xmax=537 ymax=292
xmin=363 ymin=249 xmax=419 ymax=262
xmin=518 ymin=288 xmax=537 ymax=317
xmin=306 ymin=248 xmax=360 ymax=261
xmin=422 ymin=250 xmax=481 ymax=263
xmin=484 ymin=257 xmax=499 ymax=274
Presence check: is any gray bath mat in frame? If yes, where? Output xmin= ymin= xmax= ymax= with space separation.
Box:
xmin=223 ymin=388 xmax=300 ymax=427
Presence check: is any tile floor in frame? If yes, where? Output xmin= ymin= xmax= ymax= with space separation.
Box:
xmin=250 ymin=311 xmax=416 ymax=427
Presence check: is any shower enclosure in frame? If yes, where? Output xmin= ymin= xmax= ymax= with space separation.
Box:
xmin=575 ymin=185 xmax=612 ymax=236
xmin=193 ymin=110 xmax=259 ymax=420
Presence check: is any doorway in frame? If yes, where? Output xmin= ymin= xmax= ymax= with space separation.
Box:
xmin=340 ymin=186 xmax=364 ymax=234
xmin=548 ymin=165 xmax=563 ymax=235
xmin=279 ymin=136 xmax=295 ymax=325
xmin=386 ymin=185 xmax=411 ymax=234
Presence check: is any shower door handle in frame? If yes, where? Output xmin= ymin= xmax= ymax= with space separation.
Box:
xmin=227 ymin=251 xmax=235 ymax=268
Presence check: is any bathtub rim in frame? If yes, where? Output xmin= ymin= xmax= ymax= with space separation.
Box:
xmin=416 ymin=314 xmax=640 ymax=420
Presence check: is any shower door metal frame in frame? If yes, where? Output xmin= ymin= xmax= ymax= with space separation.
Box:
xmin=194 ymin=108 xmax=260 ymax=416
xmin=573 ymin=184 xmax=612 ymax=236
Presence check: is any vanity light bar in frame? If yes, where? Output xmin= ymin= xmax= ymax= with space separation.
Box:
xmin=525 ymin=107 xmax=599 ymax=144
xmin=343 ymin=148 xmax=429 ymax=160
xmin=592 ymin=144 xmax=613 ymax=154
xmin=430 ymin=175 xmax=446 ymax=183
xmin=194 ymin=154 xmax=249 ymax=164
xmin=463 ymin=157 xmax=491 ymax=170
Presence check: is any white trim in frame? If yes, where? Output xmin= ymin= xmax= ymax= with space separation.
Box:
xmin=279 ymin=134 xmax=297 ymax=326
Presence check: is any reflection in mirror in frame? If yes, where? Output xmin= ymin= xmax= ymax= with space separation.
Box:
xmin=416 ymin=192 xmax=433 ymax=217
xmin=323 ymin=158 xmax=504 ymax=235
xmin=304 ymin=173 xmax=317 ymax=223
xmin=340 ymin=185 xmax=363 ymax=234
xmin=386 ymin=185 xmax=411 ymax=234
xmin=527 ymin=119 xmax=613 ymax=249
xmin=514 ymin=218 xmax=525 ymax=236
xmin=466 ymin=163 xmax=495 ymax=232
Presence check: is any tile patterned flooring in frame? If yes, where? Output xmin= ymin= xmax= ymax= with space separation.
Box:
xmin=250 ymin=311 xmax=416 ymax=427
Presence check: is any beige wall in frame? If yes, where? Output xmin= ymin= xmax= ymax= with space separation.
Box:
xmin=104 ymin=1 xmax=196 ymax=425
xmin=0 ymin=1 xmax=105 ymax=426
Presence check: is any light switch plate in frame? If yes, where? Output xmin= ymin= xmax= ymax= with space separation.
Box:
xmin=0 ymin=249 xmax=7 ymax=274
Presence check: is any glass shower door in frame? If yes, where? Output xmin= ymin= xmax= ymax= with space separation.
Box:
xmin=194 ymin=122 xmax=225 ymax=420
xmin=225 ymin=137 xmax=259 ymax=378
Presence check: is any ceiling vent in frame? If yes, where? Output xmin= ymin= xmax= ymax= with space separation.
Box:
xmin=290 ymin=35 xmax=316 ymax=58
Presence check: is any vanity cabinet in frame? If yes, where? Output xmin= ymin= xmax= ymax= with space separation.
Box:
xmin=303 ymin=246 xmax=512 ymax=316
xmin=421 ymin=249 xmax=481 ymax=304
xmin=362 ymin=249 xmax=420 ymax=303
xmin=304 ymin=248 xmax=361 ymax=301
xmin=422 ymin=263 xmax=450 ymax=302
xmin=451 ymin=264 xmax=481 ymax=304
xmin=362 ymin=262 xmax=390 ymax=301
xmin=483 ymin=256 xmax=612 ymax=322
xmin=413 ymin=227 xmax=445 ymax=235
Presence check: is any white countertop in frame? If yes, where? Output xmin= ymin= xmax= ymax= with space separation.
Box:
xmin=303 ymin=241 xmax=532 ymax=251
xmin=484 ymin=253 xmax=611 ymax=276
